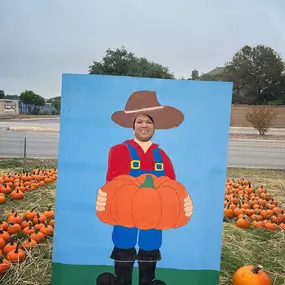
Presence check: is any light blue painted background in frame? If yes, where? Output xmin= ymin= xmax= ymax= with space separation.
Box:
xmin=52 ymin=74 xmax=233 ymax=271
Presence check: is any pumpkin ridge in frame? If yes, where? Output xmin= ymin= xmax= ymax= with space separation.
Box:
xmin=132 ymin=175 xmax=161 ymax=230
xmin=108 ymin=185 xmax=124 ymax=226
xmin=172 ymin=188 xmax=181 ymax=229
xmin=111 ymin=183 xmax=137 ymax=227
xmin=146 ymin=175 xmax=162 ymax=229
xmin=164 ymin=184 xmax=189 ymax=229
xmin=154 ymin=190 xmax=163 ymax=229
xmin=153 ymin=176 xmax=171 ymax=188
xmin=156 ymin=186 xmax=180 ymax=230
xmin=112 ymin=175 xmax=140 ymax=187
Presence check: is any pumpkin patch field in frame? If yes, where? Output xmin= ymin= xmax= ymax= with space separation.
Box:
xmin=0 ymin=158 xmax=284 ymax=285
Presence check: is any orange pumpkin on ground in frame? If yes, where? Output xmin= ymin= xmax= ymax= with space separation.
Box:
xmin=23 ymin=207 xmax=38 ymax=220
xmin=97 ymin=174 xmax=191 ymax=230
xmin=0 ymin=230 xmax=10 ymax=242
xmin=3 ymin=238 xmax=17 ymax=255
xmin=0 ymin=221 xmax=8 ymax=231
xmin=232 ymin=265 xmax=272 ymax=285
xmin=40 ymin=221 xmax=54 ymax=237
xmin=6 ymin=242 xmax=25 ymax=263
xmin=22 ymin=237 xmax=38 ymax=249
xmin=49 ymin=219 xmax=55 ymax=227
xmin=10 ymin=189 xmax=24 ymax=200
xmin=7 ymin=223 xmax=21 ymax=235
xmin=23 ymin=223 xmax=35 ymax=236
xmin=0 ymin=194 xmax=6 ymax=205
xmin=30 ymin=230 xmax=45 ymax=243
xmin=7 ymin=213 xmax=22 ymax=224
xmin=0 ymin=256 xmax=10 ymax=278
xmin=0 ymin=238 xmax=5 ymax=249
xmin=44 ymin=206 xmax=55 ymax=219
xmin=236 ymin=217 xmax=251 ymax=229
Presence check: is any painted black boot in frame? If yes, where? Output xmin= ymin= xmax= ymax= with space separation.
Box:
xmin=96 ymin=261 xmax=135 ymax=285
xmin=96 ymin=247 xmax=137 ymax=285
xmin=138 ymin=261 xmax=166 ymax=285
xmin=137 ymin=249 xmax=166 ymax=285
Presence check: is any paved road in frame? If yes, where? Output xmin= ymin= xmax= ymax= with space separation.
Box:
xmin=0 ymin=128 xmax=284 ymax=169
xmin=1 ymin=119 xmax=285 ymax=135
xmin=0 ymin=119 xmax=59 ymax=129
xmin=227 ymin=139 xmax=285 ymax=169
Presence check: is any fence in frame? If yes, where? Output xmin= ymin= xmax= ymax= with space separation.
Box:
xmin=0 ymin=131 xmax=285 ymax=170
xmin=0 ymin=132 xmax=59 ymax=159
xmin=231 ymin=105 xmax=285 ymax=128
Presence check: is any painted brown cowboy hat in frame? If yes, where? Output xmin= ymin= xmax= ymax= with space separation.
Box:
xmin=111 ymin=90 xmax=184 ymax=129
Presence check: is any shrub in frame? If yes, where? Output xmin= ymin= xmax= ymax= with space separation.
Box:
xmin=39 ymin=111 xmax=50 ymax=115
xmin=246 ymin=107 xmax=278 ymax=135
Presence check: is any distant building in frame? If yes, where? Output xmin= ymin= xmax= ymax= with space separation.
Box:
xmin=0 ymin=98 xmax=55 ymax=116
xmin=19 ymin=101 xmax=55 ymax=114
xmin=203 ymin=66 xmax=245 ymax=97
xmin=191 ymin=69 xmax=199 ymax=79
xmin=0 ymin=99 xmax=19 ymax=116
xmin=205 ymin=67 xmax=225 ymax=76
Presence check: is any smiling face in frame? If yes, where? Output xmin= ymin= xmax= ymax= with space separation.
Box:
xmin=133 ymin=114 xmax=155 ymax=142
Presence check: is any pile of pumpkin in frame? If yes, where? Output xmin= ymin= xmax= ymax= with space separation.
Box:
xmin=0 ymin=166 xmax=57 ymax=204
xmin=0 ymin=206 xmax=55 ymax=279
xmin=224 ymin=178 xmax=285 ymax=231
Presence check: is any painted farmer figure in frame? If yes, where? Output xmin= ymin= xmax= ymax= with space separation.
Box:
xmin=96 ymin=90 xmax=193 ymax=285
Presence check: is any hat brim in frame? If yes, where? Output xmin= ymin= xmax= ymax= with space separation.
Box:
xmin=111 ymin=106 xmax=184 ymax=129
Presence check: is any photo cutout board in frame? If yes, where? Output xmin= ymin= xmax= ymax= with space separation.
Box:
xmin=51 ymin=74 xmax=233 ymax=285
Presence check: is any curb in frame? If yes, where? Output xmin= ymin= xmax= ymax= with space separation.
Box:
xmin=6 ymin=126 xmax=59 ymax=132
xmin=229 ymin=138 xmax=284 ymax=143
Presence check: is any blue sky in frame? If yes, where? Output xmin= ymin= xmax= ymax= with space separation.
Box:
xmin=0 ymin=0 xmax=284 ymax=98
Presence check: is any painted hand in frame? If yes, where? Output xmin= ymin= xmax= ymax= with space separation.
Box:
xmin=96 ymin=188 xmax=107 ymax=212
xmin=184 ymin=194 xmax=193 ymax=218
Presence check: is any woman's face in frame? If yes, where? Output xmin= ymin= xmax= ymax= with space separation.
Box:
xmin=134 ymin=114 xmax=155 ymax=142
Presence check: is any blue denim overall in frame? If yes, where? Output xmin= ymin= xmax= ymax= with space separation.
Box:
xmin=112 ymin=141 xmax=165 ymax=251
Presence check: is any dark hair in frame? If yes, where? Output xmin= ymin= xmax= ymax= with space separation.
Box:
xmin=133 ymin=114 xmax=154 ymax=129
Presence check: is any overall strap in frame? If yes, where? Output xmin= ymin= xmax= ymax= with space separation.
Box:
xmin=124 ymin=142 xmax=141 ymax=170
xmin=153 ymin=147 xmax=164 ymax=172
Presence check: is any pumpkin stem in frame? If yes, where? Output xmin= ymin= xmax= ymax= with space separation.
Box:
xmin=9 ymin=235 xmax=16 ymax=244
xmin=252 ymin=265 xmax=263 ymax=274
xmin=14 ymin=241 xmax=20 ymax=254
xmin=140 ymin=175 xmax=155 ymax=189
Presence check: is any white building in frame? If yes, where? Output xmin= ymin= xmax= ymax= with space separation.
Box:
xmin=0 ymin=99 xmax=19 ymax=116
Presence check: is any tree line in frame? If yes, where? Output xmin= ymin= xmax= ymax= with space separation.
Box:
xmin=0 ymin=90 xmax=60 ymax=115
xmin=88 ymin=45 xmax=285 ymax=105
xmin=1 ymin=43 xmax=284 ymax=115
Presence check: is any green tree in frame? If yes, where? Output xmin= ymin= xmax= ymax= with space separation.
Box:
xmin=225 ymin=45 xmax=285 ymax=105
xmin=48 ymin=96 xmax=61 ymax=114
xmin=0 ymin=89 xmax=4 ymax=99
xmin=19 ymin=90 xmax=45 ymax=113
xmin=89 ymin=46 xmax=175 ymax=79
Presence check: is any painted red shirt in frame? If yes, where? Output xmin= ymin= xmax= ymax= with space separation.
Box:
xmin=106 ymin=139 xmax=176 ymax=182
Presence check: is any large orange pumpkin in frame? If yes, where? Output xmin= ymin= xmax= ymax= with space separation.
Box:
xmin=96 ymin=174 xmax=191 ymax=230
xmin=232 ymin=265 xmax=272 ymax=285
